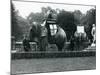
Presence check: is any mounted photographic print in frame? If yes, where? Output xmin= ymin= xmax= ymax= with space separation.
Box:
xmin=11 ymin=0 xmax=96 ymax=74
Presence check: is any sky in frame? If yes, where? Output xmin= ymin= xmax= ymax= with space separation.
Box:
xmin=12 ymin=0 xmax=95 ymax=19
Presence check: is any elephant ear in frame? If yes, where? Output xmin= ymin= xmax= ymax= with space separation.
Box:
xmin=29 ymin=25 xmax=37 ymax=41
xmin=37 ymin=24 xmax=42 ymax=37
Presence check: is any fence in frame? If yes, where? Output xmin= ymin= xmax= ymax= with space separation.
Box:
xmin=11 ymin=41 xmax=96 ymax=59
xmin=11 ymin=41 xmax=37 ymax=52
xmin=11 ymin=41 xmax=95 ymax=53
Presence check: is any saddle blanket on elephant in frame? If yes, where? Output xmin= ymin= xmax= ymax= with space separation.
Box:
xmin=49 ymin=24 xmax=57 ymax=36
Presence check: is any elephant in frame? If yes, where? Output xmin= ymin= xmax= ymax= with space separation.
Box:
xmin=29 ymin=20 xmax=66 ymax=51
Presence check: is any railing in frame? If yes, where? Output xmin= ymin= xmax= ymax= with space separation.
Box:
xmin=11 ymin=41 xmax=96 ymax=59
xmin=11 ymin=41 xmax=37 ymax=52
xmin=11 ymin=50 xmax=96 ymax=59
xmin=11 ymin=41 xmax=95 ymax=53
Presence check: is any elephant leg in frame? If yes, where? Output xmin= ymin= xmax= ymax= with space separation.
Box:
xmin=70 ymin=42 xmax=74 ymax=51
xmin=56 ymin=44 xmax=64 ymax=51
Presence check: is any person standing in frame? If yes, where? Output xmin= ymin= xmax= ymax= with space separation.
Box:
xmin=23 ymin=35 xmax=31 ymax=52
xmin=91 ymin=24 xmax=96 ymax=44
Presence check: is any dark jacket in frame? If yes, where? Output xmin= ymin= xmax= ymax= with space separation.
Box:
xmin=23 ymin=39 xmax=30 ymax=51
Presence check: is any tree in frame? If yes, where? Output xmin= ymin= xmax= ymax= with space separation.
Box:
xmin=27 ymin=12 xmax=44 ymax=24
xmin=17 ymin=16 xmax=30 ymax=36
xmin=11 ymin=3 xmax=29 ymax=41
xmin=81 ymin=8 xmax=96 ymax=42
xmin=81 ymin=8 xmax=96 ymax=25
xmin=73 ymin=10 xmax=83 ymax=24
xmin=11 ymin=3 xmax=22 ymax=41
xmin=57 ymin=10 xmax=76 ymax=40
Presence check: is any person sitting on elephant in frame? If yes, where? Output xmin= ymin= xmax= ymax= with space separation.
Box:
xmin=46 ymin=10 xmax=53 ymax=20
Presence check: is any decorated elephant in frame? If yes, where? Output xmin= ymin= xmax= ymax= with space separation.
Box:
xmin=70 ymin=25 xmax=88 ymax=50
xmin=29 ymin=19 xmax=66 ymax=51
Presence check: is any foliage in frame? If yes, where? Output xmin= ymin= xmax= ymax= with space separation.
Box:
xmin=81 ymin=8 xmax=96 ymax=41
xmin=82 ymin=8 xmax=96 ymax=25
xmin=27 ymin=6 xmax=58 ymax=24
xmin=27 ymin=12 xmax=44 ymax=24
xmin=11 ymin=3 xmax=30 ymax=41
xmin=11 ymin=3 xmax=22 ymax=41
xmin=57 ymin=10 xmax=76 ymax=40
xmin=11 ymin=4 xmax=96 ymax=42
xmin=73 ymin=10 xmax=83 ymax=24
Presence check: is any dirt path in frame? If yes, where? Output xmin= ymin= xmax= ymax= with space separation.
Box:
xmin=11 ymin=56 xmax=96 ymax=74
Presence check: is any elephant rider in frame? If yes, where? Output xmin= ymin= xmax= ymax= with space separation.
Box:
xmin=40 ymin=10 xmax=53 ymax=37
xmin=46 ymin=10 xmax=53 ymax=20
xmin=40 ymin=10 xmax=54 ymax=37
xmin=91 ymin=24 xmax=96 ymax=44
